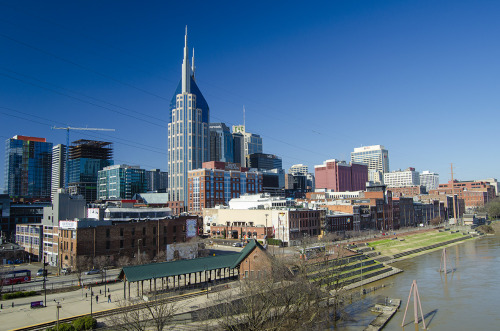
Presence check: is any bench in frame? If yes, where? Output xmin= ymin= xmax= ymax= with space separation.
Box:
xmin=30 ymin=301 xmax=43 ymax=308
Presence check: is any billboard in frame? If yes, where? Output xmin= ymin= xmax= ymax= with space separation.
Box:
xmin=186 ymin=219 xmax=198 ymax=238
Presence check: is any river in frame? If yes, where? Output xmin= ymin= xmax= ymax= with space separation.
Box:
xmin=338 ymin=234 xmax=500 ymax=330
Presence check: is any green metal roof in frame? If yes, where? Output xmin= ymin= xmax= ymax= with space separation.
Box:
xmin=119 ymin=240 xmax=264 ymax=283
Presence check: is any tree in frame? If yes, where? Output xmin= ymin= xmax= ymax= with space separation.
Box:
xmin=204 ymin=257 xmax=326 ymax=331
xmin=75 ymin=256 xmax=91 ymax=286
xmin=485 ymin=198 xmax=500 ymax=219
xmin=105 ymin=297 xmax=178 ymax=331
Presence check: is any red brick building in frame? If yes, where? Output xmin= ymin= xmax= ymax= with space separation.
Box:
xmin=388 ymin=185 xmax=425 ymax=198
xmin=429 ymin=180 xmax=495 ymax=208
xmin=187 ymin=162 xmax=262 ymax=214
xmin=314 ymin=159 xmax=368 ymax=192
xmin=58 ymin=215 xmax=202 ymax=270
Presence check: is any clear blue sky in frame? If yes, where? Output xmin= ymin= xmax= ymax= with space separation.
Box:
xmin=1 ymin=0 xmax=499 ymax=192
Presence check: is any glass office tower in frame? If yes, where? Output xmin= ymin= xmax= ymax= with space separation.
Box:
xmin=4 ymin=135 xmax=52 ymax=198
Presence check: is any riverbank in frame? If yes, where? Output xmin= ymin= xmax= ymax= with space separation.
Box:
xmin=357 ymin=227 xmax=481 ymax=264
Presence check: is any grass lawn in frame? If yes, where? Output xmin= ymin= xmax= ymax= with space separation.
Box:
xmin=367 ymin=231 xmax=464 ymax=256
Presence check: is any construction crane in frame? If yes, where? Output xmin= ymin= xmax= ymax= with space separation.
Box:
xmin=52 ymin=126 xmax=115 ymax=189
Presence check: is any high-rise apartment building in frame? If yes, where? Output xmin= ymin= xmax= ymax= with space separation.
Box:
xmin=51 ymin=144 xmax=66 ymax=199
xmin=315 ymin=159 xmax=368 ymax=192
xmin=98 ymin=165 xmax=147 ymax=200
xmin=168 ymin=28 xmax=210 ymax=203
xmin=289 ymin=164 xmax=308 ymax=175
xmin=209 ymin=123 xmax=234 ymax=163
xmin=146 ymin=169 xmax=168 ymax=192
xmin=232 ymin=125 xmax=262 ymax=167
xmin=384 ymin=167 xmax=420 ymax=187
xmin=68 ymin=139 xmax=113 ymax=203
xmin=419 ymin=170 xmax=439 ymax=192
xmin=4 ymin=135 xmax=53 ymax=198
xmin=351 ymin=145 xmax=389 ymax=184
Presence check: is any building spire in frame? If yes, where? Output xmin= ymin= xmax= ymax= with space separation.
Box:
xmin=192 ymin=48 xmax=195 ymax=79
xmin=182 ymin=25 xmax=191 ymax=93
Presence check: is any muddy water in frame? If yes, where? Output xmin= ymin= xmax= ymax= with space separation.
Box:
xmin=338 ymin=234 xmax=500 ymax=330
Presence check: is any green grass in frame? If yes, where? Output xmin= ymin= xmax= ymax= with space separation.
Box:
xmin=368 ymin=231 xmax=465 ymax=256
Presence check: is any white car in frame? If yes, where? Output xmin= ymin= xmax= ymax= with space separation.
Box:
xmin=232 ymin=242 xmax=243 ymax=247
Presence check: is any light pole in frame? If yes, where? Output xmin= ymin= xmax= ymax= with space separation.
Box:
xmin=90 ymin=283 xmax=93 ymax=317
xmin=54 ymin=300 xmax=62 ymax=331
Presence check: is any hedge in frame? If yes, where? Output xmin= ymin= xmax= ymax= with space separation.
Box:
xmin=2 ymin=291 xmax=38 ymax=300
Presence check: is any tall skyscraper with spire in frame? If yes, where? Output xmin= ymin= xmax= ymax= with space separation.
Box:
xmin=168 ymin=27 xmax=210 ymax=203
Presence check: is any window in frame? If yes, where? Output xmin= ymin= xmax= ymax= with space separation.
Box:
xmin=106 ymin=229 xmax=110 ymax=238
xmin=120 ymin=240 xmax=123 ymax=249
xmin=131 ymin=227 xmax=135 ymax=236
xmin=106 ymin=241 xmax=110 ymax=249
xmin=143 ymin=227 xmax=146 ymax=235
xmin=131 ymin=240 xmax=135 ymax=248
xmin=143 ymin=238 xmax=147 ymax=246
xmin=120 ymin=228 xmax=123 ymax=236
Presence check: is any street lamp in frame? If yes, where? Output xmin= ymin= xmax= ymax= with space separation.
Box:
xmin=54 ymin=300 xmax=62 ymax=331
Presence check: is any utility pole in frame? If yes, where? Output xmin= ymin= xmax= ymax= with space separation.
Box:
xmin=43 ymin=257 xmax=48 ymax=307
xmin=451 ymin=163 xmax=458 ymax=224
xmin=51 ymin=126 xmax=115 ymax=189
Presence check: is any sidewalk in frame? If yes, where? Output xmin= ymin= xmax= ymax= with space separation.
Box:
xmin=2 ymin=280 xmax=124 ymax=330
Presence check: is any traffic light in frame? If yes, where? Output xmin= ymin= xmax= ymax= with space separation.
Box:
xmin=43 ymin=270 xmax=48 ymax=277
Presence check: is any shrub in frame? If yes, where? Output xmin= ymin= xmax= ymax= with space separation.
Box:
xmin=267 ymin=238 xmax=282 ymax=246
xmin=72 ymin=316 xmax=96 ymax=330
xmin=2 ymin=290 xmax=38 ymax=300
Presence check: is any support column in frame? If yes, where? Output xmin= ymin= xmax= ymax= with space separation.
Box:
xmin=137 ymin=282 xmax=139 ymax=297
xmin=154 ymin=278 xmax=157 ymax=294
xmin=128 ymin=281 xmax=131 ymax=299
xmin=123 ymin=279 xmax=126 ymax=299
xmin=141 ymin=281 xmax=144 ymax=296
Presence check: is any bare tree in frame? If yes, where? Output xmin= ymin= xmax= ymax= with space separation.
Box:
xmin=117 ymin=256 xmax=131 ymax=268
xmin=204 ymin=258 xmax=325 ymax=331
xmin=74 ymin=256 xmax=91 ymax=286
xmin=105 ymin=298 xmax=178 ymax=331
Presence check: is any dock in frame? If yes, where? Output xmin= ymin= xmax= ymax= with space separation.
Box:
xmin=364 ymin=298 xmax=401 ymax=331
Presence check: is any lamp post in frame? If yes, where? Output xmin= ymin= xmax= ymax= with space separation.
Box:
xmin=54 ymin=300 xmax=62 ymax=331
xmin=90 ymin=283 xmax=93 ymax=317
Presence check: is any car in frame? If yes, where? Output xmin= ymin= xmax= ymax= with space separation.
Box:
xmin=232 ymin=242 xmax=243 ymax=247
xmin=36 ymin=269 xmax=44 ymax=277
xmin=61 ymin=267 xmax=71 ymax=275
xmin=85 ymin=269 xmax=101 ymax=275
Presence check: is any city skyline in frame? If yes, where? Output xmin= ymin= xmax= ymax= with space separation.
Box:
xmin=1 ymin=1 xmax=499 ymax=192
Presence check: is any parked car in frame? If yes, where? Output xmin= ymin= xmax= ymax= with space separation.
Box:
xmin=36 ymin=269 xmax=44 ymax=277
xmin=61 ymin=267 xmax=71 ymax=275
xmin=232 ymin=242 xmax=243 ymax=247
xmin=85 ymin=269 xmax=101 ymax=275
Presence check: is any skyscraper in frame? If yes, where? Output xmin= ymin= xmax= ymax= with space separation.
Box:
xmin=68 ymin=139 xmax=113 ymax=203
xmin=4 ymin=135 xmax=53 ymax=198
xmin=232 ymin=125 xmax=262 ymax=167
xmin=351 ymin=145 xmax=389 ymax=184
xmin=209 ymin=123 xmax=234 ymax=163
xmin=51 ymin=144 xmax=66 ymax=199
xmin=168 ymin=27 xmax=210 ymax=203
xmin=146 ymin=169 xmax=168 ymax=192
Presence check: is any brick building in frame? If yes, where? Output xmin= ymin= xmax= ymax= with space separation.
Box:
xmin=57 ymin=215 xmax=202 ymax=270
xmin=429 ymin=180 xmax=495 ymax=209
xmin=388 ymin=186 xmax=425 ymax=198
xmin=188 ymin=161 xmax=262 ymax=213
xmin=314 ymin=159 xmax=368 ymax=192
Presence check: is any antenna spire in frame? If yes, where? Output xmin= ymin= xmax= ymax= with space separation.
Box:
xmin=192 ymin=48 xmax=195 ymax=79
xmin=182 ymin=25 xmax=190 ymax=93
xmin=243 ymin=105 xmax=246 ymax=128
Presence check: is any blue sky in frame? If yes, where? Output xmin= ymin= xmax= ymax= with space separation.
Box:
xmin=1 ymin=0 xmax=499 ymax=191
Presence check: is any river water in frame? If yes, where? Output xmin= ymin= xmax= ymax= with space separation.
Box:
xmin=338 ymin=234 xmax=500 ymax=330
